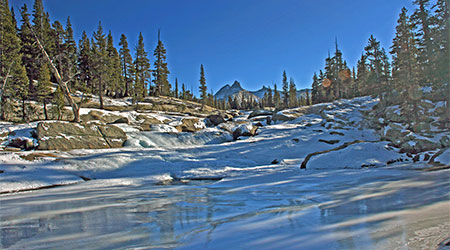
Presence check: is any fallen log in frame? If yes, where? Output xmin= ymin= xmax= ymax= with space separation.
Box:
xmin=300 ymin=140 xmax=379 ymax=169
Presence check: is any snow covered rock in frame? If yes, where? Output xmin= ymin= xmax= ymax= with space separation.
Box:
xmin=36 ymin=122 xmax=127 ymax=151
xmin=7 ymin=137 xmax=35 ymax=150
xmin=232 ymin=122 xmax=258 ymax=140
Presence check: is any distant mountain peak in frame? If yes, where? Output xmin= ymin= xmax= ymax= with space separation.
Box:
xmin=231 ymin=81 xmax=242 ymax=89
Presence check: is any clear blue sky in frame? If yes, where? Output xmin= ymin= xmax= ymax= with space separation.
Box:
xmin=12 ymin=0 xmax=415 ymax=95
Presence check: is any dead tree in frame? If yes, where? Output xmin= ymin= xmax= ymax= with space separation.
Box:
xmin=28 ymin=23 xmax=82 ymax=122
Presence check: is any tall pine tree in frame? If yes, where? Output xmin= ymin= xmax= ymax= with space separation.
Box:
xmin=152 ymin=32 xmax=170 ymax=96
xmin=199 ymin=64 xmax=207 ymax=106
xmin=119 ymin=34 xmax=133 ymax=97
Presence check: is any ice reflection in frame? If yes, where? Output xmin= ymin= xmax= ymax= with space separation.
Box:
xmin=0 ymin=169 xmax=449 ymax=249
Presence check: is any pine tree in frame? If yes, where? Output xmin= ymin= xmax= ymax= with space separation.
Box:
xmin=282 ymin=71 xmax=288 ymax=108
xmin=152 ymin=32 xmax=170 ymax=96
xmin=411 ymin=0 xmax=433 ymax=84
xmin=37 ymin=63 xmax=52 ymax=119
xmin=119 ymin=34 xmax=133 ymax=97
xmin=174 ymin=78 xmax=179 ymax=98
xmin=364 ymin=35 xmax=390 ymax=97
xmin=133 ymin=32 xmax=150 ymax=102
xmin=52 ymin=20 xmax=65 ymax=77
xmin=430 ymin=0 xmax=449 ymax=88
xmin=273 ymin=83 xmax=280 ymax=108
xmin=390 ymin=7 xmax=421 ymax=125
xmin=19 ymin=4 xmax=35 ymax=84
xmin=311 ymin=73 xmax=320 ymax=104
xmin=199 ymin=64 xmax=207 ymax=106
xmin=106 ymin=31 xmax=123 ymax=97
xmin=92 ymin=21 xmax=107 ymax=108
xmin=267 ymin=86 xmax=273 ymax=107
xmin=52 ymin=85 xmax=64 ymax=120
xmin=77 ymin=31 xmax=92 ymax=93
xmin=288 ymin=77 xmax=297 ymax=108
xmin=64 ymin=16 xmax=77 ymax=89
xmin=0 ymin=0 xmax=29 ymax=120
xmin=181 ymin=83 xmax=186 ymax=100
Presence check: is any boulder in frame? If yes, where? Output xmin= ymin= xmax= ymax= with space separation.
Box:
xmin=36 ymin=122 xmax=127 ymax=151
xmin=7 ymin=138 xmax=35 ymax=150
xmin=81 ymin=110 xmax=126 ymax=124
xmin=232 ymin=123 xmax=258 ymax=140
xmin=109 ymin=117 xmax=129 ymax=124
xmin=206 ymin=114 xmax=226 ymax=126
xmin=415 ymin=139 xmax=440 ymax=152
xmin=439 ymin=135 xmax=450 ymax=148
xmin=248 ymin=110 xmax=273 ymax=119
xmin=176 ymin=118 xmax=205 ymax=133
xmin=136 ymin=115 xmax=165 ymax=131
xmin=272 ymin=112 xmax=295 ymax=122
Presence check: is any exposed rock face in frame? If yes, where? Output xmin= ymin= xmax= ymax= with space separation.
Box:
xmin=36 ymin=122 xmax=127 ymax=151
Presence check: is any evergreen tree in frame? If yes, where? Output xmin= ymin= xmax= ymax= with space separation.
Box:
xmin=119 ymin=34 xmax=133 ymax=97
xmin=199 ymin=64 xmax=207 ymax=106
xmin=92 ymin=21 xmax=107 ymax=108
xmin=356 ymin=53 xmax=368 ymax=96
xmin=64 ymin=16 xmax=77 ymax=89
xmin=411 ymin=0 xmax=433 ymax=83
xmin=106 ymin=31 xmax=123 ymax=97
xmin=152 ymin=34 xmax=170 ymax=96
xmin=0 ymin=0 xmax=29 ymax=120
xmin=363 ymin=35 xmax=390 ymax=97
xmin=282 ymin=71 xmax=288 ymax=108
xmin=77 ymin=31 xmax=92 ymax=93
xmin=390 ymin=7 xmax=421 ymax=125
xmin=37 ymin=63 xmax=52 ymax=119
xmin=19 ymin=4 xmax=35 ymax=84
xmin=181 ymin=83 xmax=186 ymax=100
xmin=133 ymin=32 xmax=150 ymax=101
xmin=311 ymin=73 xmax=320 ymax=104
xmin=273 ymin=83 xmax=280 ymax=108
xmin=288 ymin=77 xmax=297 ymax=108
xmin=174 ymin=78 xmax=179 ymax=98
xmin=52 ymin=85 xmax=64 ymax=120
xmin=430 ymin=0 xmax=449 ymax=88
xmin=267 ymin=86 xmax=273 ymax=107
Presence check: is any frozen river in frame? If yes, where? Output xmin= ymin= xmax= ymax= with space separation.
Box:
xmin=1 ymin=167 xmax=449 ymax=250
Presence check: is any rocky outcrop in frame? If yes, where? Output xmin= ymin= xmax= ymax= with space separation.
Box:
xmin=36 ymin=122 xmax=127 ymax=151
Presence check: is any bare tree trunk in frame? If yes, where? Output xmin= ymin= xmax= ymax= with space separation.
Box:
xmin=0 ymin=62 xmax=13 ymax=120
xmin=99 ymin=76 xmax=104 ymax=109
xmin=43 ymin=100 xmax=48 ymax=120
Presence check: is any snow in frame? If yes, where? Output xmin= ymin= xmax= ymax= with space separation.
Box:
xmin=0 ymin=96 xmax=449 ymax=249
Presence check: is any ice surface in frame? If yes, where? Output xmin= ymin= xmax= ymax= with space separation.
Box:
xmin=0 ymin=96 xmax=449 ymax=249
